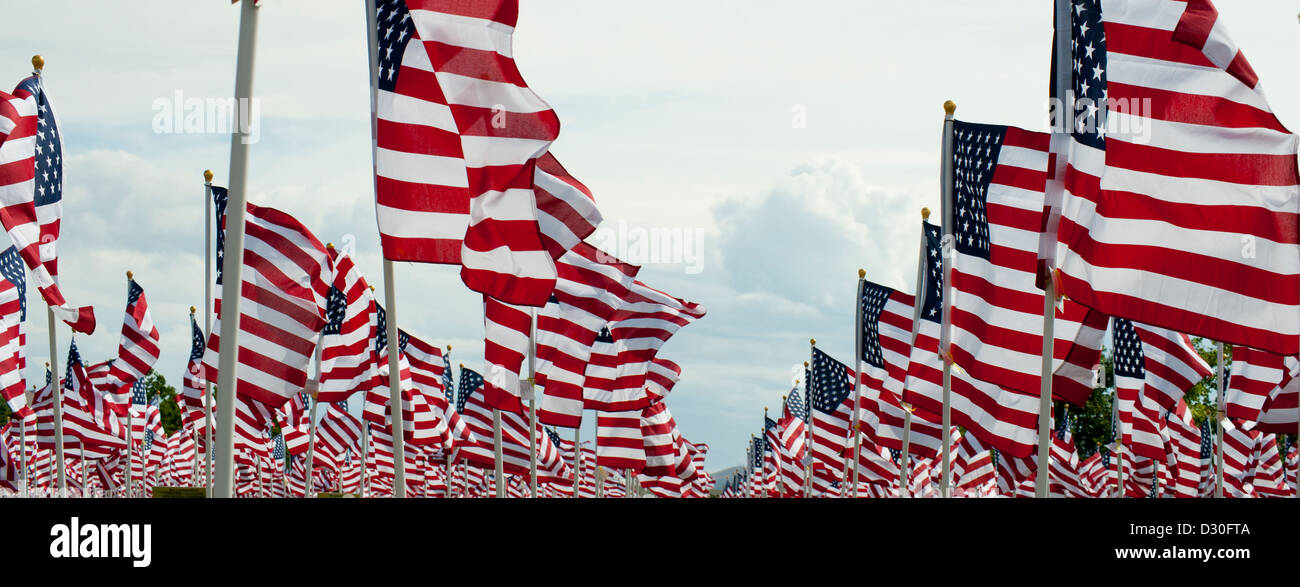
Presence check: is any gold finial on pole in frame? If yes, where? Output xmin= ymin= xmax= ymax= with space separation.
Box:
xmin=190 ymin=306 xmax=197 ymax=315
xmin=803 ymin=361 xmax=809 ymax=368
xmin=446 ymin=345 xmax=452 ymax=352
xmin=810 ymin=338 xmax=816 ymax=346
xmin=369 ymin=285 xmax=375 ymax=291
xmin=31 ymin=55 xmax=44 ymax=73
xmin=326 ymin=242 xmax=334 ymax=250
xmin=922 ymin=207 xmax=931 ymax=220
xmin=204 ymin=169 xmax=214 ymax=183
xmin=858 ymin=268 xmax=865 ymax=279
xmin=126 ymin=271 xmax=134 ymax=281
xmin=943 ymin=100 xmax=956 ymax=116
xmin=459 ymin=363 xmax=464 ymax=369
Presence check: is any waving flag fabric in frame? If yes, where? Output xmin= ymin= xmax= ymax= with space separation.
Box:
xmin=203 ymin=203 xmax=332 ymax=408
xmin=102 ymin=279 xmax=161 ymax=411
xmin=904 ymin=220 xmax=1041 ymax=457
xmin=535 ymin=243 xmax=640 ymax=427
xmin=0 ymin=247 xmax=26 ymax=417
xmin=946 ymin=120 xmax=1106 ymax=405
xmin=180 ymin=314 xmax=209 ymax=427
xmin=1253 ymin=365 xmax=1298 ymax=435
xmin=0 ymin=77 xmax=94 ymax=335
xmin=371 ymin=0 xmax=585 ymax=306
xmin=317 ymin=249 xmax=379 ymax=403
xmin=1225 ymin=347 xmax=1298 ymax=423
xmin=1049 ymin=0 xmax=1300 ymax=355
xmin=1113 ymin=317 xmax=1211 ymax=461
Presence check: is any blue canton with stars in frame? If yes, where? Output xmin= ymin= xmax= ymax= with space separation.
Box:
xmin=189 ymin=316 xmax=206 ymax=361
xmin=375 ymin=0 xmax=416 ymax=93
xmin=16 ymin=76 xmax=62 ymax=208
xmin=272 ymin=433 xmax=286 ymax=460
xmin=919 ymin=221 xmax=945 ymax=325
xmin=1198 ymin=419 xmax=1214 ymax=460
xmin=595 ymin=325 xmax=614 ymax=344
xmin=951 ymin=121 xmax=1007 ymax=259
xmin=322 ymin=287 xmax=347 ymax=336
xmin=763 ymin=417 xmax=778 ymax=453
xmin=809 ymin=347 xmax=852 ymax=415
xmin=859 ymin=280 xmax=893 ymax=369
xmin=1111 ymin=318 xmax=1146 ymax=380
xmin=545 ymin=427 xmax=562 ymax=448
xmin=126 ymin=279 xmax=144 ymax=308
xmin=785 ymin=389 xmax=806 ymax=422
xmin=442 ymin=351 xmax=455 ymax=400
xmin=375 ymin=305 xmax=389 ymax=354
xmin=65 ymin=339 xmax=83 ymax=383
xmin=1070 ymin=0 xmax=1108 ymax=151
xmin=1056 ymin=409 xmax=1072 ymax=441
xmin=212 ymin=186 xmax=228 ymax=285
xmin=457 ymin=367 xmax=484 ymax=413
xmin=131 ymin=379 xmax=147 ymax=405
xmin=0 ymin=247 xmax=26 ymax=321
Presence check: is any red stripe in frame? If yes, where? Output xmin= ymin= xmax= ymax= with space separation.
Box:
xmin=1108 ymin=140 xmax=1299 ymax=186
xmin=376 ymin=118 xmax=463 ymax=157
xmin=1002 ymin=126 xmax=1051 ymax=152
xmin=413 ymin=0 xmax=518 ymax=25
xmin=424 ymin=41 xmax=528 ymax=87
xmin=1055 ymin=269 xmax=1299 ymax=356
xmin=379 ymin=234 xmax=462 ymax=264
xmin=1108 ymin=82 xmax=1286 ymax=132
xmin=1108 ymin=22 xmax=1213 ymax=67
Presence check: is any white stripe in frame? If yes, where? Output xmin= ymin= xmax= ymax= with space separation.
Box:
xmin=1108 ymin=111 xmax=1296 ymax=156
xmin=377 ymin=90 xmax=458 ymax=133
xmin=1108 ymin=51 xmax=1272 ymax=114
xmin=375 ymin=203 xmax=468 ymax=240
xmin=435 ymin=72 xmax=550 ymax=113
xmin=411 ymin=10 xmax=515 ymax=57
xmin=375 ymin=147 xmax=468 ymax=187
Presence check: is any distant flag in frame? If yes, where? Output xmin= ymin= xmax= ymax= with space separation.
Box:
xmin=180 ymin=313 xmax=209 ymax=428
xmin=103 ymin=278 xmax=161 ymax=410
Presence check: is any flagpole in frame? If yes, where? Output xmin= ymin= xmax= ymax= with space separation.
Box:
xmin=28 ymin=57 xmax=67 ymax=499
xmin=938 ymin=100 xmax=956 ymax=499
xmin=899 ymin=403 xmax=912 ymax=498
xmin=203 ymin=170 xmax=215 ymax=498
xmin=493 ymin=409 xmax=504 ymax=498
xmin=124 ymin=272 xmax=136 ymax=498
xmin=302 ymin=334 xmax=323 ymax=498
xmin=359 ymin=422 xmax=369 ymax=498
xmin=850 ymin=422 xmax=862 ymax=498
xmin=848 ymin=270 xmax=867 ymax=498
xmin=213 ymin=0 xmax=261 ymax=498
xmin=527 ymin=308 xmax=538 ymax=498
xmin=362 ymin=0 xmax=408 ymax=499
xmin=572 ymin=424 xmax=581 ymax=498
xmin=807 ymin=341 xmax=816 ymax=498
xmin=20 ymin=414 xmax=28 ymax=498
xmin=1214 ymin=341 xmax=1226 ymax=498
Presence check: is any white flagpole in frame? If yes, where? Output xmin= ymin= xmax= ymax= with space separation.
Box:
xmin=1038 ymin=0 xmax=1074 ymax=500
xmin=1214 ymin=341 xmax=1226 ymax=498
xmin=203 ymin=170 xmax=215 ymax=498
xmin=848 ymin=270 xmax=866 ymax=497
xmin=213 ymin=0 xmax=261 ymax=498
xmin=362 ymin=0 xmax=407 ymax=499
xmin=493 ymin=409 xmax=504 ymax=498
xmin=806 ymin=341 xmax=816 ymax=498
xmin=360 ymin=422 xmax=369 ymax=498
xmin=29 ymin=57 xmax=66 ymax=499
xmin=938 ymin=100 xmax=956 ymax=499
xmin=849 ymin=422 xmax=862 ymax=498
xmin=302 ymin=335 xmax=323 ymax=498
xmin=892 ymin=208 xmax=933 ymax=499
xmin=124 ymin=272 xmax=135 ymax=498
xmin=572 ymin=425 xmax=581 ymax=498
xmin=899 ymin=405 xmax=912 ymax=498
xmin=527 ymin=308 xmax=538 ymax=498
xmin=20 ymin=414 xmax=28 ymax=498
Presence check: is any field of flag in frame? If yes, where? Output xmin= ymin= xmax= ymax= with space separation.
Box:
xmin=0 ymin=0 xmax=1297 ymax=502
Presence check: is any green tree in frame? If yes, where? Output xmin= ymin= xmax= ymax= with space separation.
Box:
xmin=142 ymin=370 xmax=183 ymax=436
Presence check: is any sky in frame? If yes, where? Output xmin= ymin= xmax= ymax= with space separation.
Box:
xmin=1 ymin=1 xmax=1297 ymax=473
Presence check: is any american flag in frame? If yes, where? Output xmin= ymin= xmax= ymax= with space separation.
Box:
xmin=482 ymin=295 xmax=533 ymax=414
xmin=1219 ymin=419 xmax=1258 ymax=497
xmin=1253 ymin=360 xmax=1299 ymax=435
xmin=453 ymin=366 xmax=564 ymax=477
xmin=644 ymin=358 xmax=681 ymax=403
xmin=1164 ymin=399 xmax=1202 ymax=498
xmin=317 ymin=249 xmax=379 ymax=403
xmin=946 ymin=120 xmax=1106 ymax=406
xmin=202 ymin=203 xmax=331 ymax=409
xmin=1113 ymin=317 xmax=1211 ymax=461
xmin=640 ymin=400 xmax=687 ymax=478
xmin=905 ymin=220 xmax=1040 ymax=457
xmin=535 ymin=244 xmax=640 ymax=427
xmin=596 ymin=409 xmax=645 ymax=471
xmin=180 ymin=313 xmax=209 ymax=429
xmin=65 ymin=340 xmax=126 ymax=441
xmin=103 ymin=279 xmax=161 ymax=411
xmin=1049 ymin=0 xmax=1300 ymax=356
xmin=1251 ymin=434 xmax=1287 ymax=497
xmin=0 ymin=247 xmax=27 ymax=418
xmin=952 ymin=432 xmax=996 ymax=495
xmin=212 ymin=185 xmax=228 ymax=285
xmin=778 ymin=390 xmax=807 ymax=494
xmin=1196 ymin=417 xmax=1216 ymax=497
xmin=1224 ymin=346 xmax=1295 ymax=423
xmin=807 ymin=348 xmax=851 ymax=489
xmin=33 ymin=360 xmax=124 ymax=457
xmin=0 ymin=75 xmax=94 ymax=335
xmin=317 ymin=401 xmax=363 ymax=458
xmin=370 ymin=0 xmax=603 ymax=307
xmin=599 ymin=281 xmax=705 ymax=408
